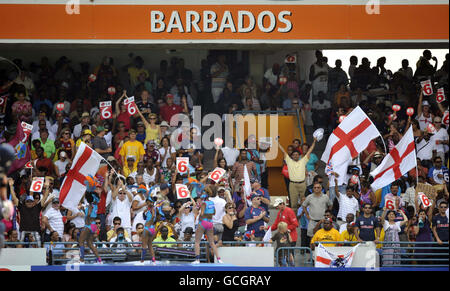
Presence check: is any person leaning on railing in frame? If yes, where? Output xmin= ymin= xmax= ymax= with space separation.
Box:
xmin=310 ymin=218 xmax=341 ymax=251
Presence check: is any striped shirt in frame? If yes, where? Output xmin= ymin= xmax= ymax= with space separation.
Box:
xmin=336 ymin=193 xmax=359 ymax=221
xmin=44 ymin=208 xmax=65 ymax=239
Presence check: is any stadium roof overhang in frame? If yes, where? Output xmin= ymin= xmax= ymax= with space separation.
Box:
xmin=0 ymin=0 xmax=448 ymax=49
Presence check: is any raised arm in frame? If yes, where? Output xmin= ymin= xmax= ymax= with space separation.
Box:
xmin=416 ymin=89 xmax=424 ymax=117
xmin=115 ymin=90 xmax=127 ymax=116
xmin=135 ymin=106 xmax=151 ymax=128
xmin=8 ymin=178 xmax=18 ymax=206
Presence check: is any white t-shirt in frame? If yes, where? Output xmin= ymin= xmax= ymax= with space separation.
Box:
xmin=55 ymin=159 xmax=69 ymax=176
xmin=264 ymin=69 xmax=278 ymax=87
xmin=158 ymin=146 xmax=176 ymax=167
xmin=209 ymin=196 xmax=227 ymax=225
xmin=131 ymin=195 xmax=147 ymax=231
xmin=44 ymin=207 xmax=65 ymax=238
xmin=383 ymin=221 xmax=401 ymax=233
xmin=110 ymin=197 xmax=132 ymax=228
xmin=416 ymin=138 xmax=435 ymax=161
xmin=312 ymin=99 xmax=331 ymax=111
xmin=221 ymin=147 xmax=240 ymax=167
xmin=179 ymin=212 xmax=196 ymax=239
xmin=336 ymin=193 xmax=359 ymax=221
xmin=73 ymin=123 xmax=91 ymax=139
xmin=416 ymin=113 xmax=433 ymax=131
xmin=431 ymin=128 xmax=449 ymax=153
xmin=70 ymin=209 xmax=85 ymax=229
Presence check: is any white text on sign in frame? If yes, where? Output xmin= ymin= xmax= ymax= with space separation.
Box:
xmin=150 ymin=10 xmax=292 ymax=33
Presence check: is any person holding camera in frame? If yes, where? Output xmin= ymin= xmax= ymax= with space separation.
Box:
xmin=222 ymin=202 xmax=239 ymax=244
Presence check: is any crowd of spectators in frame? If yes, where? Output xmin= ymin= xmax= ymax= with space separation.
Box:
xmin=0 ymin=49 xmax=448 ymax=266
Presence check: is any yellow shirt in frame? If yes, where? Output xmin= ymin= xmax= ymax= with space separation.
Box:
xmin=285 ymin=154 xmax=309 ymax=182
xmin=152 ymin=236 xmax=177 ymax=248
xmin=340 ymin=230 xmax=358 ymax=246
xmin=155 ymin=221 xmax=175 ymax=240
xmin=311 ymin=228 xmax=341 ymax=247
xmin=145 ymin=125 xmax=160 ymax=145
xmin=123 ymin=164 xmax=137 ymax=178
xmin=128 ymin=67 xmax=150 ymax=86
xmin=120 ymin=140 xmax=145 ymax=167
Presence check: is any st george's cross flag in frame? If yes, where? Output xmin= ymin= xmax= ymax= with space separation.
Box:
xmin=59 ymin=142 xmax=103 ymax=212
xmin=321 ymin=106 xmax=381 ymax=167
xmin=315 ymin=243 xmax=359 ymax=268
xmin=370 ymin=127 xmax=417 ymax=191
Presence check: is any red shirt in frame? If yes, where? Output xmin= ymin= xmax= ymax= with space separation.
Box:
xmin=271 ymin=207 xmax=299 ymax=242
xmin=160 ymin=104 xmax=183 ymax=123
xmin=35 ymin=158 xmax=55 ymax=176
xmin=117 ymin=111 xmax=131 ymax=130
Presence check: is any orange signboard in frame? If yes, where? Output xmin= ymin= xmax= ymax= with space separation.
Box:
xmin=0 ymin=4 xmax=448 ymax=40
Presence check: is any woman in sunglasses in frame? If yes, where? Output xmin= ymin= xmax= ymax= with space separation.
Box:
xmin=135 ymin=106 xmax=162 ymax=145
xmin=58 ymin=127 xmax=75 ymax=159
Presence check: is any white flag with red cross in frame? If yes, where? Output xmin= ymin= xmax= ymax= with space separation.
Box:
xmin=321 ymin=106 xmax=381 ymax=168
xmin=370 ymin=127 xmax=417 ymax=191
xmin=59 ymin=142 xmax=103 ymax=212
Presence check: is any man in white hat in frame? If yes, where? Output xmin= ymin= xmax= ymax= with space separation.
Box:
xmin=416 ymin=92 xmax=434 ymax=131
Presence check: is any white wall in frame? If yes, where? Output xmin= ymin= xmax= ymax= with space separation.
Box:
xmin=217 ymin=246 xmax=275 ymax=267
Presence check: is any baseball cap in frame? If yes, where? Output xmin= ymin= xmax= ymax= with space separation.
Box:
xmin=184 ymin=227 xmax=194 ymax=234
xmin=107 ymin=156 xmax=116 ymax=162
xmin=96 ymin=126 xmax=105 ymax=133
xmin=137 ymin=121 xmax=144 ymax=126
xmin=234 ymin=230 xmax=242 ymax=237
xmin=126 ymin=155 xmax=136 ymax=161
xmin=52 ymin=198 xmax=60 ymax=204
xmin=166 ymin=94 xmax=174 ymax=99
xmin=81 ymin=112 xmax=90 ymax=118
xmin=217 ymin=187 xmax=226 ymax=192
xmin=422 ymin=101 xmax=430 ymax=107
xmin=250 ymin=178 xmax=260 ymax=184
xmin=273 ymin=198 xmax=284 ymax=207
xmin=82 ymin=129 xmax=93 ymax=136
xmin=25 ymin=195 xmax=34 ymax=202
xmin=250 ymin=193 xmax=262 ymax=201
xmin=160 ymin=121 xmax=169 ymax=127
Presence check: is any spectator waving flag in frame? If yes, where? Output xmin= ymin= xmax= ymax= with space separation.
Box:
xmin=315 ymin=243 xmax=359 ymax=268
xmin=370 ymin=127 xmax=417 ymax=191
xmin=243 ymin=164 xmax=252 ymax=206
xmin=7 ymin=120 xmax=31 ymax=175
xmin=321 ymin=106 xmax=381 ymax=167
xmin=59 ymin=142 xmax=103 ymax=212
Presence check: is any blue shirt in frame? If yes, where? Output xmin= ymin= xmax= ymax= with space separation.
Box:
xmin=355 ymin=215 xmax=379 ymax=241
xmin=297 ymin=206 xmax=309 ymax=229
xmin=247 ymin=150 xmax=261 ymax=179
xmin=306 ymin=153 xmax=318 ymax=172
xmin=244 ymin=206 xmax=268 ymax=238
